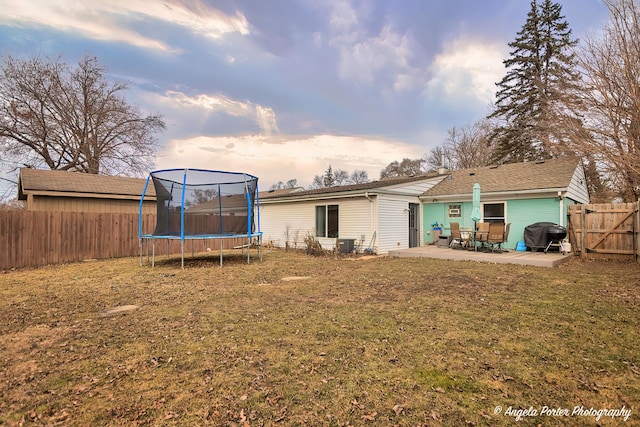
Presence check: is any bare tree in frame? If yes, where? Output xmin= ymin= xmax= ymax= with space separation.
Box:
xmin=332 ymin=168 xmax=350 ymax=186
xmin=309 ymin=165 xmax=369 ymax=190
xmin=0 ymin=55 xmax=165 ymax=176
xmin=269 ymin=181 xmax=284 ymax=190
xmin=309 ymin=166 xmax=371 ymax=188
xmin=554 ymin=0 xmax=640 ymax=201
xmin=427 ymin=119 xmax=497 ymax=171
xmin=286 ymin=178 xmax=298 ymax=188
xmin=379 ymin=158 xmax=424 ymax=179
xmin=350 ymin=169 xmax=370 ymax=184
xmin=184 ymin=188 xmax=218 ymax=208
xmin=425 ymin=145 xmax=448 ymax=172
xmin=269 ymin=178 xmax=299 ymax=190
xmin=309 ymin=174 xmax=324 ymax=189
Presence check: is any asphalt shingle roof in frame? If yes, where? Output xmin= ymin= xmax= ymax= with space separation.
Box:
xmin=422 ymin=157 xmax=581 ymax=197
xmin=18 ymin=168 xmax=155 ymax=199
xmin=261 ymin=173 xmax=441 ymax=199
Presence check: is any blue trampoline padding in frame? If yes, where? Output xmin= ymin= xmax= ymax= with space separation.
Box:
xmin=140 ymin=232 xmax=263 ymax=240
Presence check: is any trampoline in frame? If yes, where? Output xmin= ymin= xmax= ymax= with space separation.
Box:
xmin=138 ymin=168 xmax=262 ymax=268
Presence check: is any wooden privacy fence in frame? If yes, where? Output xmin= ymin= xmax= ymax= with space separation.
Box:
xmin=0 ymin=211 xmax=249 ymax=270
xmin=567 ymin=201 xmax=640 ymax=263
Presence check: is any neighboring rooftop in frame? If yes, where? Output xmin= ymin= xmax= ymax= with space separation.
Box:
xmin=422 ymin=157 xmax=582 ymax=197
xmin=185 ymin=194 xmax=249 ymax=212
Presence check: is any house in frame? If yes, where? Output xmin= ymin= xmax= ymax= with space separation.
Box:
xmin=420 ymin=157 xmax=590 ymax=249
xmin=18 ymin=168 xmax=156 ymax=214
xmin=260 ymin=174 xmax=444 ymax=254
xmin=261 ymin=157 xmax=589 ymax=254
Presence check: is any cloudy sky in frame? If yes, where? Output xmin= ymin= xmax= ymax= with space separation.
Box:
xmin=0 ymin=0 xmax=609 ymax=193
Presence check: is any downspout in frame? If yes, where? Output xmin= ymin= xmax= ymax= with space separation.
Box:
xmin=365 ymin=192 xmax=375 ymax=250
xmin=558 ymin=191 xmax=564 ymax=227
xmin=364 ymin=191 xmax=373 ymax=202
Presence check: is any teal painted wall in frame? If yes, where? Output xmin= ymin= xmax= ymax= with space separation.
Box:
xmin=506 ymin=198 xmax=561 ymax=248
xmin=423 ymin=202 xmax=474 ymax=244
xmin=423 ymin=203 xmax=447 ymax=244
xmin=423 ymin=197 xmax=566 ymax=249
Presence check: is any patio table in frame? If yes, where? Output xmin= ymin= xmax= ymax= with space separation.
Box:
xmin=459 ymin=228 xmax=473 ymax=248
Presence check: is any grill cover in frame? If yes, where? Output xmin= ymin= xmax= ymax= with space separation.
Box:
xmin=524 ymin=222 xmax=561 ymax=249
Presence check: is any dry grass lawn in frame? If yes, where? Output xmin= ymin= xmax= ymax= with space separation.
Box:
xmin=0 ymin=250 xmax=639 ymax=426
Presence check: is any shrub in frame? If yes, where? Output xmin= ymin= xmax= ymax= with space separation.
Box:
xmin=304 ymin=233 xmax=325 ymax=256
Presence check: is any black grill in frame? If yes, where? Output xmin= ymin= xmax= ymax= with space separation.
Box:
xmin=546 ymin=225 xmax=567 ymax=241
xmin=524 ymin=222 xmax=567 ymax=251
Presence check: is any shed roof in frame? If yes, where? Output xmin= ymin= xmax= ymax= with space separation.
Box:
xmin=422 ymin=157 xmax=582 ymax=197
xmin=18 ymin=168 xmax=155 ymax=200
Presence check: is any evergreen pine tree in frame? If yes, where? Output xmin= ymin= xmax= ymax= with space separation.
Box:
xmin=488 ymin=0 xmax=580 ymax=164
xmin=322 ymin=165 xmax=334 ymax=187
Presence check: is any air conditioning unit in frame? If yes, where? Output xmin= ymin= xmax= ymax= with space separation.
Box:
xmin=448 ymin=208 xmax=460 ymax=216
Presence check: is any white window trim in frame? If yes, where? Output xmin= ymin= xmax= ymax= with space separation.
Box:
xmin=481 ymin=201 xmax=507 ymax=223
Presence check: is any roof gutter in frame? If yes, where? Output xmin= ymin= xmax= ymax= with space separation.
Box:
xmin=261 ymin=190 xmax=382 ymax=204
xmin=19 ymin=190 xmax=158 ymax=201
xmin=419 ymin=187 xmax=568 ymax=202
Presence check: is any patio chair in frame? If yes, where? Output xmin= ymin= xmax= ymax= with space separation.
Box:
xmin=473 ymin=222 xmax=489 ymax=251
xmin=487 ymin=222 xmax=506 ymax=252
xmin=449 ymin=222 xmax=465 ymax=248
xmin=474 ymin=222 xmax=490 ymax=251
xmin=501 ymin=223 xmax=511 ymax=251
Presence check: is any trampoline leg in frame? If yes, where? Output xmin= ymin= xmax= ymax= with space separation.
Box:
xmin=152 ymin=240 xmax=155 ymax=268
xmin=139 ymin=238 xmax=142 ymax=266
xmin=259 ymin=235 xmax=263 ymax=261
xmin=181 ymin=240 xmax=184 ymax=269
xmin=220 ymin=238 xmax=223 ymax=267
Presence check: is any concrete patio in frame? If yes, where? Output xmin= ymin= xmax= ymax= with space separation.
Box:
xmin=389 ymin=245 xmax=574 ymax=267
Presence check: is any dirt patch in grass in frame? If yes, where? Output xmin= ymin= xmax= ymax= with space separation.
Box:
xmin=1 ymin=250 xmax=639 ymax=425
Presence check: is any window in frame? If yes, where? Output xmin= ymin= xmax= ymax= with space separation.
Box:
xmin=316 ymin=204 xmax=339 ymax=238
xmin=315 ymin=206 xmax=325 ymax=237
xmin=483 ymin=202 xmax=505 ymax=223
xmin=448 ymin=204 xmax=461 ymax=218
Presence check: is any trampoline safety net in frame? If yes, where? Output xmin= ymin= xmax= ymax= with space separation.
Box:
xmin=140 ymin=168 xmax=259 ymax=238
xmin=138 ymin=168 xmax=262 ymax=268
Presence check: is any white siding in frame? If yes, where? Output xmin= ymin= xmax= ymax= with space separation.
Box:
xmin=260 ymin=197 xmax=376 ymax=251
xmin=259 ymin=176 xmax=441 ymax=254
xmin=376 ymin=195 xmax=422 ymax=254
xmin=337 ymin=198 xmax=375 ymax=248
xmin=381 ymin=176 xmax=444 ymax=195
xmin=260 ymin=202 xmax=315 ymax=249
xmin=566 ymin=163 xmax=590 ymax=204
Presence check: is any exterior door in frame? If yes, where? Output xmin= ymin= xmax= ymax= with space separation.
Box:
xmin=409 ymin=203 xmax=419 ymax=248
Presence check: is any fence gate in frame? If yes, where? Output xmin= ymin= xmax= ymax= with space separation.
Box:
xmin=567 ymin=202 xmax=639 ymax=262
